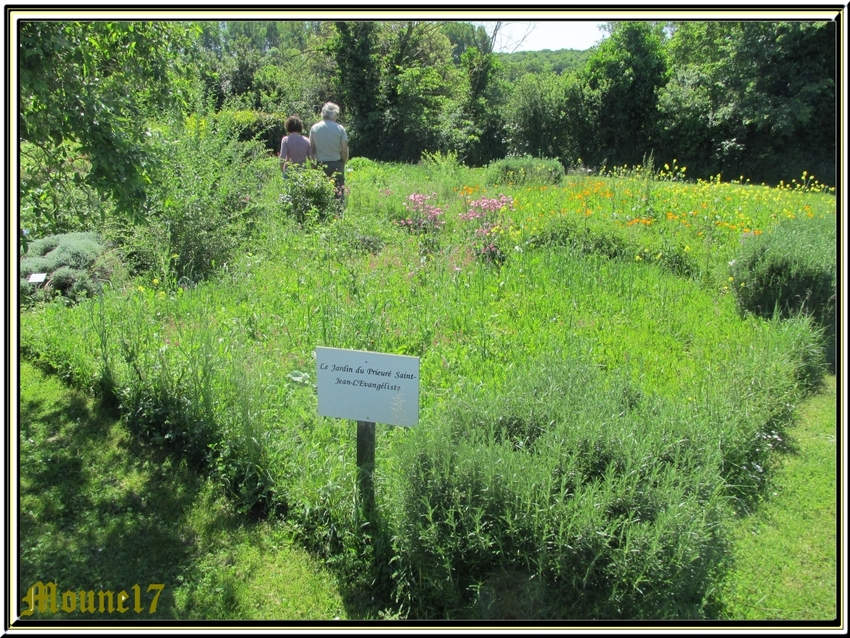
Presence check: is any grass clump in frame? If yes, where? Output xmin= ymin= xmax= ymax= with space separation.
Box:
xmin=485 ymin=155 xmax=565 ymax=186
xmin=729 ymin=213 xmax=836 ymax=369
xmin=382 ymin=356 xmax=732 ymax=619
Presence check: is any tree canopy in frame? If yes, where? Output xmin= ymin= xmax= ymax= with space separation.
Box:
xmin=18 ymin=17 xmax=838 ymax=203
xmin=19 ymin=21 xmax=199 ymax=217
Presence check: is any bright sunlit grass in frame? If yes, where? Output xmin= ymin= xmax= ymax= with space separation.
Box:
xmin=18 ymin=157 xmax=836 ymax=620
xmin=717 ymin=375 xmax=837 ymax=620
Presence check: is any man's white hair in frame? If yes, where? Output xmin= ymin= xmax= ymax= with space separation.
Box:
xmin=322 ymin=102 xmax=340 ymax=120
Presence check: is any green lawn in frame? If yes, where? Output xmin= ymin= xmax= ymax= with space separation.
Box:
xmin=17 ymin=359 xmax=348 ymax=621
xmin=717 ymin=374 xmax=838 ymax=620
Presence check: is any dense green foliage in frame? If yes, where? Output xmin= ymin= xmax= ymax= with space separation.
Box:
xmin=19 ymin=126 xmax=834 ymax=617
xmin=657 ymin=21 xmax=836 ymax=184
xmin=214 ymin=110 xmax=290 ymax=152
xmin=579 ymin=22 xmax=669 ymax=168
xmin=103 ymin=116 xmax=268 ymax=283
xmin=321 ymin=21 xmax=383 ymax=157
xmin=279 ymin=164 xmax=341 ymax=225
xmin=19 ymin=21 xmax=198 ymax=219
xmin=15 ymin=16 xmax=838 ymax=621
xmin=18 ymin=18 xmax=836 ymax=243
xmin=730 ymin=212 xmax=837 ymax=370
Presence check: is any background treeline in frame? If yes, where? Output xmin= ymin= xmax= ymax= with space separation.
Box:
xmin=194 ymin=20 xmax=836 ymax=181
xmin=19 ymin=19 xmax=836 ymax=237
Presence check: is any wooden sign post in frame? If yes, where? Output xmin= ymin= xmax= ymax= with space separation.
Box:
xmin=356 ymin=420 xmax=376 ymax=509
xmin=315 ymin=347 xmax=420 ymax=508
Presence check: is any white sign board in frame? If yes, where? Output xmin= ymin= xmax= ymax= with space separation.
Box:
xmin=315 ymin=347 xmax=420 ymax=427
xmin=27 ymin=273 xmax=47 ymax=283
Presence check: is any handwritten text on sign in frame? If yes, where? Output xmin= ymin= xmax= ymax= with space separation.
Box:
xmin=315 ymin=347 xmax=419 ymax=426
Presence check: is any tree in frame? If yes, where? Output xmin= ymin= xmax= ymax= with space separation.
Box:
xmin=505 ymin=71 xmax=593 ymax=167
xmin=19 ymin=21 xmax=198 ymax=220
xmin=321 ymin=21 xmax=458 ymax=162
xmin=322 ymin=21 xmax=383 ymax=157
xmin=440 ymin=21 xmax=492 ymax=62
xmin=658 ymin=21 xmax=836 ymax=183
xmin=579 ymin=22 xmax=669 ymax=167
xmin=505 ymin=73 xmax=567 ymax=160
xmin=454 ymin=47 xmax=508 ymax=165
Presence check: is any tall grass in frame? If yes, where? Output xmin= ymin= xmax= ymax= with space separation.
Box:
xmin=18 ymin=137 xmax=834 ymax=619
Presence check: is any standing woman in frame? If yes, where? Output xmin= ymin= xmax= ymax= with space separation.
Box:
xmin=309 ymin=102 xmax=348 ymax=199
xmin=280 ymin=115 xmax=314 ymax=178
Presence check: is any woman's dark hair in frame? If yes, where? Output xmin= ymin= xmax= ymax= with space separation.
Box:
xmin=285 ymin=115 xmax=303 ymax=134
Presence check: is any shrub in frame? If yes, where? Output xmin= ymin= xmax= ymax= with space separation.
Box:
xmin=19 ymin=232 xmax=114 ymax=304
xmin=346 ymin=157 xmax=376 ymax=171
xmin=531 ymin=216 xmax=629 ymax=261
xmin=729 ymin=213 xmax=836 ymax=368
xmin=108 ymin=117 xmax=268 ymax=282
xmin=420 ymin=150 xmax=463 ymax=184
xmin=189 ymin=110 xmax=289 ymax=154
xmin=484 ymin=155 xmax=565 ymax=186
xmin=278 ymin=165 xmax=340 ymax=225
xmin=381 ymin=355 xmax=732 ymax=619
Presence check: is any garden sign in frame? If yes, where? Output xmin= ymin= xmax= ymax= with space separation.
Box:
xmin=315 ymin=346 xmax=419 ymax=508
xmin=315 ymin=346 xmax=419 ymax=427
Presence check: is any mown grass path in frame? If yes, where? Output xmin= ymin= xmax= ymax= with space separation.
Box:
xmin=17 ymin=359 xmax=348 ymax=621
xmin=16 ymin=360 xmax=837 ymax=621
xmin=717 ymin=374 xmax=838 ymax=620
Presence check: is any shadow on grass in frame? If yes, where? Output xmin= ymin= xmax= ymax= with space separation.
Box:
xmin=17 ymin=368 xmax=210 ymax=620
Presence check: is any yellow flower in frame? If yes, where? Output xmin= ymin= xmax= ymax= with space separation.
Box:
xmin=137 ymin=285 xmax=145 ymax=292
xmin=152 ymin=278 xmax=160 ymax=286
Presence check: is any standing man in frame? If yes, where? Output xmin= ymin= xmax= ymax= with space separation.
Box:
xmin=310 ymin=102 xmax=349 ymax=204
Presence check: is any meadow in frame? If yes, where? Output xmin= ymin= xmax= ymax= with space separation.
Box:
xmin=18 ymin=133 xmax=837 ymax=619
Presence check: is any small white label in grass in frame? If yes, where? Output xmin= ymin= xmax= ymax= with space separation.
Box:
xmin=315 ymin=346 xmax=419 ymax=426
xmin=27 ymin=273 xmax=47 ymax=283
